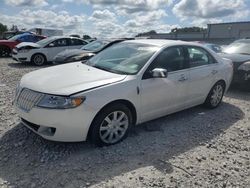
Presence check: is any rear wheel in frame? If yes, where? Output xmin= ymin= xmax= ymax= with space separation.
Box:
xmin=90 ymin=103 xmax=132 ymax=146
xmin=32 ymin=54 xmax=46 ymax=66
xmin=204 ymin=81 xmax=225 ymax=108
xmin=0 ymin=46 xmax=11 ymax=57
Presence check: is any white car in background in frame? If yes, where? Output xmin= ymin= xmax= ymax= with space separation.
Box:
xmin=12 ymin=36 xmax=88 ymax=66
xmin=15 ymin=40 xmax=233 ymax=146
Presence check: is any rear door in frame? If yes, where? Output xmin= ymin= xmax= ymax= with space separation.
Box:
xmin=68 ymin=38 xmax=88 ymax=50
xmin=186 ymin=46 xmax=218 ymax=105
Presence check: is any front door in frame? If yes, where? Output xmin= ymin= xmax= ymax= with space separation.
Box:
xmin=140 ymin=46 xmax=190 ymax=122
xmin=46 ymin=38 xmax=69 ymax=61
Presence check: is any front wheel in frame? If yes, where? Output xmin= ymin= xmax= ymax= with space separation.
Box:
xmin=90 ymin=104 xmax=132 ymax=146
xmin=204 ymin=81 xmax=225 ymax=108
xmin=32 ymin=54 xmax=46 ymax=66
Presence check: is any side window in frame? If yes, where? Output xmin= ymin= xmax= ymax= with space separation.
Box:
xmin=149 ymin=47 xmax=187 ymax=72
xmin=51 ymin=39 xmax=68 ymax=47
xmin=188 ymin=47 xmax=215 ymax=68
xmin=70 ymin=39 xmax=87 ymax=46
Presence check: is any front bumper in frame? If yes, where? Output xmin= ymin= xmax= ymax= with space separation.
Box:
xmin=232 ymin=70 xmax=250 ymax=84
xmin=12 ymin=50 xmax=31 ymax=63
xmin=16 ymin=104 xmax=97 ymax=142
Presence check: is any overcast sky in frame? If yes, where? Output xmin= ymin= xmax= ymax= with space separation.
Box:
xmin=0 ymin=0 xmax=249 ymax=37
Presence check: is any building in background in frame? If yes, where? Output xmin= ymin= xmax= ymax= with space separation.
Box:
xmin=28 ymin=28 xmax=63 ymax=37
xmin=142 ymin=21 xmax=250 ymax=45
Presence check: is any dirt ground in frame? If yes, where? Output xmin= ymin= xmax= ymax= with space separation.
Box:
xmin=0 ymin=58 xmax=249 ymax=188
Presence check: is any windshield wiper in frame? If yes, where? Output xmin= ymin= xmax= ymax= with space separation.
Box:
xmin=92 ymin=65 xmax=126 ymax=75
xmin=92 ymin=65 xmax=117 ymax=73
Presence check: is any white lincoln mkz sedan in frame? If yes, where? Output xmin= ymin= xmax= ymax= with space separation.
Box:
xmin=15 ymin=40 xmax=233 ymax=146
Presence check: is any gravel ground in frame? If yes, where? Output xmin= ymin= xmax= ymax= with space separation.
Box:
xmin=0 ymin=58 xmax=249 ymax=188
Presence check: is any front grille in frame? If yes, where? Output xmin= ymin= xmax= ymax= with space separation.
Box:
xmin=16 ymin=88 xmax=44 ymax=112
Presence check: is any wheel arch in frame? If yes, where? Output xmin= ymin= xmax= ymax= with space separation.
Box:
xmin=215 ymin=79 xmax=226 ymax=89
xmin=87 ymin=99 xmax=137 ymax=139
xmin=31 ymin=52 xmax=47 ymax=62
xmin=0 ymin=44 xmax=11 ymax=49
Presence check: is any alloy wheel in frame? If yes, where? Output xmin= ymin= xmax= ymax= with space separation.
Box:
xmin=210 ymin=84 xmax=223 ymax=107
xmin=33 ymin=54 xmax=45 ymax=65
xmin=99 ymin=111 xmax=129 ymax=144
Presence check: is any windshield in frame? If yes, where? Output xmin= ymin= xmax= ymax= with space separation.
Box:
xmin=36 ymin=37 xmax=56 ymax=46
xmin=8 ymin=34 xmax=22 ymax=41
xmin=223 ymin=40 xmax=250 ymax=55
xmin=86 ymin=42 xmax=159 ymax=75
xmin=81 ymin=40 xmax=109 ymax=52
xmin=205 ymin=44 xmax=222 ymax=53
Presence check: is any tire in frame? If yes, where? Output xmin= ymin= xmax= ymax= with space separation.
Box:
xmin=31 ymin=53 xmax=46 ymax=66
xmin=0 ymin=46 xmax=11 ymax=57
xmin=204 ymin=81 xmax=225 ymax=108
xmin=90 ymin=103 xmax=132 ymax=146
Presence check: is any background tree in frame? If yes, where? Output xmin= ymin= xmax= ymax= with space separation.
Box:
xmin=171 ymin=27 xmax=207 ymax=33
xmin=0 ymin=22 xmax=8 ymax=36
xmin=83 ymin=35 xmax=91 ymax=40
xmin=10 ymin=25 xmax=19 ymax=31
xmin=135 ymin=30 xmax=157 ymax=37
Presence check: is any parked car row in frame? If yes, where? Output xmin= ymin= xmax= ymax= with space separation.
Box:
xmin=14 ymin=39 xmax=234 ymax=146
xmin=53 ymin=38 xmax=132 ymax=64
xmin=12 ymin=36 xmax=88 ymax=65
xmin=220 ymin=39 xmax=250 ymax=87
xmin=0 ymin=32 xmax=46 ymax=57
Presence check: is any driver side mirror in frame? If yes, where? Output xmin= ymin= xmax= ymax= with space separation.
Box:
xmin=48 ymin=43 xmax=55 ymax=47
xmin=151 ymin=68 xmax=168 ymax=78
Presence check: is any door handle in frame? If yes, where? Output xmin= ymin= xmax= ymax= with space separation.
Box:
xmin=178 ymin=75 xmax=188 ymax=82
xmin=211 ymin=70 xmax=218 ymax=75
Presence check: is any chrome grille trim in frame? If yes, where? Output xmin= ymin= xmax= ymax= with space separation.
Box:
xmin=16 ymin=89 xmax=44 ymax=112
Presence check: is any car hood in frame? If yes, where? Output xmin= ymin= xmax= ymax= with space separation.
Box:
xmin=219 ymin=53 xmax=250 ymax=63
xmin=20 ymin=62 xmax=126 ymax=96
xmin=219 ymin=53 xmax=250 ymax=70
xmin=16 ymin=42 xmax=41 ymax=49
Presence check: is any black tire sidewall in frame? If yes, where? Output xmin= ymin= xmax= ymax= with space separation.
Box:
xmin=205 ymin=81 xmax=225 ymax=108
xmin=32 ymin=54 xmax=46 ymax=66
xmin=90 ymin=103 xmax=132 ymax=147
xmin=0 ymin=46 xmax=11 ymax=57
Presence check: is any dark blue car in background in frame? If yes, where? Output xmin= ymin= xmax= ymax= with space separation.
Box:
xmin=0 ymin=32 xmax=46 ymax=57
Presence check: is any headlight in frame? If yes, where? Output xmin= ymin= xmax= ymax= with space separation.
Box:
xmin=18 ymin=49 xmax=30 ymax=53
xmin=37 ymin=95 xmax=85 ymax=109
xmin=68 ymin=55 xmax=85 ymax=62
xmin=238 ymin=61 xmax=250 ymax=71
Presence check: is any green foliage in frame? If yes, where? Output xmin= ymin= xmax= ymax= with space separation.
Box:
xmin=0 ymin=22 xmax=8 ymax=35
xmin=171 ymin=27 xmax=207 ymax=33
xmin=83 ymin=35 xmax=91 ymax=40
xmin=135 ymin=30 xmax=157 ymax=37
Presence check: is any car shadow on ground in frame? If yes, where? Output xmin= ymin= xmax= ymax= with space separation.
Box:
xmin=0 ymin=102 xmax=244 ymax=187
xmin=7 ymin=61 xmax=50 ymax=69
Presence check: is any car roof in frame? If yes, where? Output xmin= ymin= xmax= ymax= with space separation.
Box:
xmin=122 ymin=39 xmax=198 ymax=47
xmin=47 ymin=36 xmax=85 ymax=40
